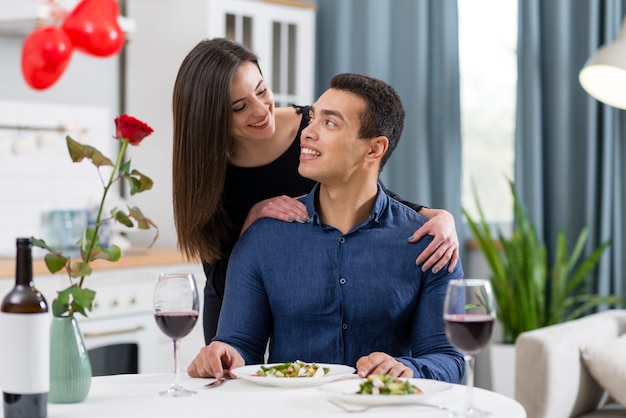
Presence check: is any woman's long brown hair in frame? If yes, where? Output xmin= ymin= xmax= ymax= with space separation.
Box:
xmin=172 ymin=38 xmax=259 ymax=262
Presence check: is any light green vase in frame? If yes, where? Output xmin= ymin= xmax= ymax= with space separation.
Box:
xmin=49 ymin=316 xmax=92 ymax=403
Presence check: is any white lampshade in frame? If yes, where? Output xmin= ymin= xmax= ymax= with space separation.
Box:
xmin=579 ymin=17 xmax=626 ymax=109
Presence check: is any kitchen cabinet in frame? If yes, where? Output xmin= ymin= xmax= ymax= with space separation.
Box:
xmin=203 ymin=0 xmax=316 ymax=107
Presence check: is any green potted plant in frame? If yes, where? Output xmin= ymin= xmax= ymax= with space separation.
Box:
xmin=464 ymin=179 xmax=621 ymax=345
xmin=464 ymin=179 xmax=622 ymax=396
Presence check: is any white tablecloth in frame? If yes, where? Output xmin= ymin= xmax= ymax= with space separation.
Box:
xmin=13 ymin=373 xmax=526 ymax=418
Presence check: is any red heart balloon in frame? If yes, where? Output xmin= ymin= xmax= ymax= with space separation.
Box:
xmin=62 ymin=0 xmax=125 ymax=57
xmin=21 ymin=26 xmax=74 ymax=90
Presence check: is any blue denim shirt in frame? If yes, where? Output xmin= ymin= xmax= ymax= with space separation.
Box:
xmin=215 ymin=183 xmax=465 ymax=383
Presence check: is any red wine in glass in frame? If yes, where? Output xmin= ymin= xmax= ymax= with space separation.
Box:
xmin=444 ymin=314 xmax=495 ymax=356
xmin=443 ymin=279 xmax=495 ymax=417
xmin=154 ymin=311 xmax=199 ymax=340
xmin=153 ymin=273 xmax=199 ymax=397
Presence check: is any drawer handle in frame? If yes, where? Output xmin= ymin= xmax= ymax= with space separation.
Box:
xmin=83 ymin=325 xmax=146 ymax=339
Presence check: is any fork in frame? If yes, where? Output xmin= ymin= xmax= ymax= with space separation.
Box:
xmin=327 ymin=398 xmax=448 ymax=413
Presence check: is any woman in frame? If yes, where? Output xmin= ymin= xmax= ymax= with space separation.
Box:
xmin=172 ymin=38 xmax=460 ymax=343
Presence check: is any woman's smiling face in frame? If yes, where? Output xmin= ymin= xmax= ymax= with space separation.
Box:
xmin=229 ymin=61 xmax=276 ymax=144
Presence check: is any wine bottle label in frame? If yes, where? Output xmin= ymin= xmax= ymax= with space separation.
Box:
xmin=0 ymin=312 xmax=51 ymax=393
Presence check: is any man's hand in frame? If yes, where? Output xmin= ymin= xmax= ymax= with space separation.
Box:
xmin=187 ymin=341 xmax=244 ymax=379
xmin=356 ymin=352 xmax=413 ymax=378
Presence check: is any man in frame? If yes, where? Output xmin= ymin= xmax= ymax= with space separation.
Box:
xmin=188 ymin=73 xmax=464 ymax=383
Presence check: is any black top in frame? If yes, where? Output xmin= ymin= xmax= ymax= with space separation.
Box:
xmin=202 ymin=106 xmax=314 ymax=342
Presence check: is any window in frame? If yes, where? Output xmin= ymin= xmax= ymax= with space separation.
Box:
xmin=459 ymin=0 xmax=517 ymax=225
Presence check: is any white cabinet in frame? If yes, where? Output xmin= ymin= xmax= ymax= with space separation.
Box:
xmin=204 ymin=0 xmax=316 ymax=106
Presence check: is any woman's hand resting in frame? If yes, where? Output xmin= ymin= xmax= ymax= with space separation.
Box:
xmin=240 ymin=195 xmax=309 ymax=235
xmin=410 ymin=208 xmax=459 ymax=273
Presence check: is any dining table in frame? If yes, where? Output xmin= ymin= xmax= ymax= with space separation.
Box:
xmin=9 ymin=372 xmax=527 ymax=417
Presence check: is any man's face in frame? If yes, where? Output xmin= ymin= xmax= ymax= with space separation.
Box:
xmin=299 ymin=89 xmax=372 ymax=185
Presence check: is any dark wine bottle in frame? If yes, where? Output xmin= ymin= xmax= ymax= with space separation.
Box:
xmin=1 ymin=237 xmax=50 ymax=418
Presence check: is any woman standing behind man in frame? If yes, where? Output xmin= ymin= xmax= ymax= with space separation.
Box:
xmin=172 ymin=37 xmax=460 ymax=344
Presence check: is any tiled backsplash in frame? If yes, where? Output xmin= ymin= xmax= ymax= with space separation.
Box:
xmin=0 ymin=100 xmax=114 ymax=256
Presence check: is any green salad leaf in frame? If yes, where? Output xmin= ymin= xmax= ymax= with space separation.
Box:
xmin=357 ymin=374 xmax=422 ymax=395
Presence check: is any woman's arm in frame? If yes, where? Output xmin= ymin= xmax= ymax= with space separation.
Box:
xmin=382 ymin=183 xmax=459 ymax=273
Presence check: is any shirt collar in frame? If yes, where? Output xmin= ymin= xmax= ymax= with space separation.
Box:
xmin=302 ymin=182 xmax=389 ymax=229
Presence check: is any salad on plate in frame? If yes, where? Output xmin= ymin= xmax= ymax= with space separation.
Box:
xmin=256 ymin=360 xmax=330 ymax=378
xmin=357 ymin=374 xmax=423 ymax=395
xmin=232 ymin=362 xmax=356 ymax=388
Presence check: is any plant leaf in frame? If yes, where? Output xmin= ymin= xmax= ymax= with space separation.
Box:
xmin=463 ymin=178 xmax=615 ymax=344
xmin=66 ymin=136 xmax=113 ymax=167
xmin=43 ymin=253 xmax=67 ymax=273
xmin=111 ymin=207 xmax=134 ymax=227
xmin=124 ymin=168 xmax=153 ymax=195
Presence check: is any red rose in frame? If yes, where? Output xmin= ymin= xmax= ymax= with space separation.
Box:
xmin=114 ymin=114 xmax=153 ymax=145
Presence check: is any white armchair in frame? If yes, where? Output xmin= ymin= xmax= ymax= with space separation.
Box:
xmin=514 ymin=309 xmax=626 ymax=418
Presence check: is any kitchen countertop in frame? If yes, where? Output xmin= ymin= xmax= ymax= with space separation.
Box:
xmin=0 ymin=247 xmax=197 ymax=279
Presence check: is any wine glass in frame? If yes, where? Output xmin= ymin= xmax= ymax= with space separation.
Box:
xmin=153 ymin=272 xmax=200 ymax=397
xmin=443 ymin=279 xmax=496 ymax=417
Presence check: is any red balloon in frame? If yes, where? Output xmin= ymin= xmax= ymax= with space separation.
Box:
xmin=21 ymin=26 xmax=74 ymax=90
xmin=62 ymin=0 xmax=125 ymax=57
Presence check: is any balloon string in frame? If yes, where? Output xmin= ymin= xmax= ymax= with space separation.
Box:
xmin=47 ymin=0 xmax=66 ymax=25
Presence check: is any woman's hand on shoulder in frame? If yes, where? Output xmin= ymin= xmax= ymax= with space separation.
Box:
xmin=240 ymin=195 xmax=309 ymax=235
xmin=410 ymin=208 xmax=459 ymax=273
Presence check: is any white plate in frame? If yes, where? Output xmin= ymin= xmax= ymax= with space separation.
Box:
xmin=231 ymin=363 xmax=356 ymax=388
xmin=319 ymin=378 xmax=451 ymax=406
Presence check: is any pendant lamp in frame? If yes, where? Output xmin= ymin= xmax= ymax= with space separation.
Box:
xmin=579 ymin=17 xmax=626 ymax=109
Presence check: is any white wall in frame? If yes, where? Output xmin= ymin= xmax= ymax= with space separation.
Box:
xmin=123 ymin=0 xmax=209 ymax=248
xmin=0 ymin=100 xmax=113 ymax=255
xmin=0 ymin=5 xmax=182 ymax=251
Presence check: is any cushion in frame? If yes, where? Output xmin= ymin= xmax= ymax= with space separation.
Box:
xmin=580 ymin=335 xmax=626 ymax=407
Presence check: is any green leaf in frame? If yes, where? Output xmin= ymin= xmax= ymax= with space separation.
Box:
xmin=69 ymin=261 xmax=92 ymax=278
xmin=52 ymin=285 xmax=96 ymax=318
xmin=90 ymin=244 xmax=122 ymax=262
xmin=111 ymin=208 xmax=134 ymax=227
xmin=70 ymin=286 xmax=96 ymax=316
xmin=124 ymin=169 xmax=153 ymax=195
xmin=66 ymin=136 xmax=113 ymax=167
xmin=43 ymin=253 xmax=67 ymax=273
xmin=128 ymin=207 xmax=154 ymax=230
xmin=119 ymin=159 xmax=131 ymax=176
xmin=52 ymin=298 xmax=69 ymax=317
xmin=78 ymin=226 xmax=98 ymax=261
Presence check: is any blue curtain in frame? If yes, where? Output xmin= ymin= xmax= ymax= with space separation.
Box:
xmin=516 ymin=0 xmax=626 ymax=298
xmin=313 ymin=0 xmax=462 ymax=240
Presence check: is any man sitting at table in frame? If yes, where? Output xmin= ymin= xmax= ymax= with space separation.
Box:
xmin=187 ymin=73 xmax=465 ymax=383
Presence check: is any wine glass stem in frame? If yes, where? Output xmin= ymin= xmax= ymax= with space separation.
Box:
xmin=464 ymin=354 xmax=475 ymax=413
xmin=172 ymin=339 xmax=180 ymax=388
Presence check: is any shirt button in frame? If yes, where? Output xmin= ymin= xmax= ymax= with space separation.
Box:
xmin=339 ymin=277 xmax=346 ymax=285
xmin=339 ymin=237 xmax=346 ymax=244
xmin=342 ymin=323 xmax=348 ymax=330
